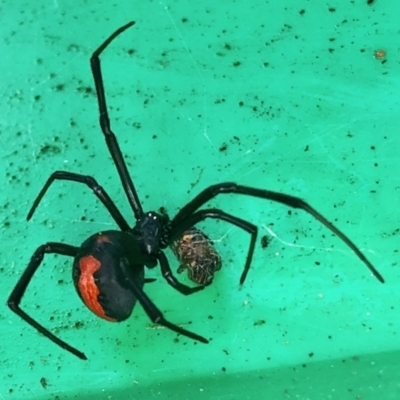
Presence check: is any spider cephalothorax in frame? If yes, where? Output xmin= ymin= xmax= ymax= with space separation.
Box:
xmin=132 ymin=211 xmax=166 ymax=255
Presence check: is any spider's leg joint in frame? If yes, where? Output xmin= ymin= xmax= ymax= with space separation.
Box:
xmin=210 ymin=182 xmax=237 ymax=194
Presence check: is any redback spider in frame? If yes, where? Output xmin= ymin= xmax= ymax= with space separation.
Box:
xmin=8 ymin=21 xmax=384 ymax=360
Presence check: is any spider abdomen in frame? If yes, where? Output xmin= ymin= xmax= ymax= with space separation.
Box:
xmin=72 ymin=230 xmax=147 ymax=322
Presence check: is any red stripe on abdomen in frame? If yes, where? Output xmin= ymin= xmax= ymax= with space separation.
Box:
xmin=78 ymin=255 xmax=116 ymax=322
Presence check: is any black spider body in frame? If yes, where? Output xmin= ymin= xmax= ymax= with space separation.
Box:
xmin=72 ymin=213 xmax=169 ymax=322
xmin=133 ymin=212 xmax=168 ymax=255
xmin=171 ymin=227 xmax=222 ymax=285
xmin=8 ymin=21 xmax=384 ymax=361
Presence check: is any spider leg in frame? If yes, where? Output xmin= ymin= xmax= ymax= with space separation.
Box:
xmin=170 ymin=209 xmax=258 ymax=284
xmin=171 ymin=183 xmax=384 ymax=283
xmin=90 ymin=21 xmax=143 ymax=220
xmin=7 ymin=243 xmax=87 ymax=360
xmin=27 ymin=171 xmax=130 ymax=231
xmin=128 ymin=280 xmax=208 ymax=344
xmin=157 ymin=251 xmax=205 ymax=294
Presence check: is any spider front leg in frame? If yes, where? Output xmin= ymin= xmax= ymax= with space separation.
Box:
xmin=156 ymin=250 xmax=205 ymax=294
xmin=27 ymin=171 xmax=130 ymax=231
xmin=171 ymin=183 xmax=384 ymax=283
xmin=7 ymin=243 xmax=87 ymax=360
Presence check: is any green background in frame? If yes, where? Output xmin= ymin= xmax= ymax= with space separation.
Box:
xmin=1 ymin=0 xmax=399 ymax=399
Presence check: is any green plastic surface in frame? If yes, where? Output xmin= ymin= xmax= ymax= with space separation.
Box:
xmin=1 ymin=0 xmax=399 ymax=399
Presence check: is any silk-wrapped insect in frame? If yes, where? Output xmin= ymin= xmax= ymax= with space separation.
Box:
xmin=170 ymin=227 xmax=222 ymax=286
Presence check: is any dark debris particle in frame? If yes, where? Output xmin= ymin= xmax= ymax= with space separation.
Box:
xmin=40 ymin=377 xmax=48 ymax=389
xmin=367 ymin=0 xmax=374 ymax=4
xmin=74 ymin=321 xmax=84 ymax=329
xmin=254 ymin=319 xmax=266 ymax=326
xmin=233 ymin=61 xmax=241 ymax=67
xmin=299 ymin=9 xmax=305 ymax=15
xmin=219 ymin=143 xmax=228 ymax=152
xmin=304 ymin=145 xmax=309 ymax=151
xmin=308 ymin=352 xmax=314 ymax=358
xmin=222 ymin=367 xmax=226 ymax=372
xmin=53 ymin=83 xmax=65 ymax=92
xmin=260 ymin=235 xmax=270 ymax=249
xmin=38 ymin=144 xmax=61 ymax=157
xmin=77 ymin=86 xmax=95 ymax=96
